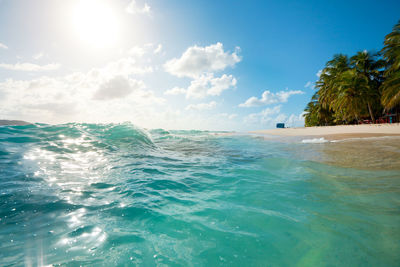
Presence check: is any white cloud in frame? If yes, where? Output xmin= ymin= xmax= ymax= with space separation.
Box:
xmin=103 ymin=57 xmax=153 ymax=76
xmin=260 ymin=105 xmax=282 ymax=117
xmin=239 ymin=89 xmax=304 ymax=107
xmin=165 ymin=74 xmax=236 ymax=99
xmin=126 ymin=0 xmax=150 ymax=14
xmin=218 ymin=113 xmax=238 ymax=120
xmin=316 ymin=69 xmax=322 ymax=77
xmin=206 ymin=74 xmax=237 ymax=96
xmin=275 ymin=113 xmax=288 ymax=123
xmin=0 ymin=42 xmax=8 ymax=49
xmin=186 ymin=74 xmax=236 ymax=99
xmin=164 ymin=42 xmax=241 ymax=78
xmin=33 ymin=52 xmax=44 ymax=60
xmin=93 ymin=76 xmax=145 ymax=100
xmin=185 ymin=101 xmax=217 ymax=111
xmin=244 ymin=105 xmax=305 ymax=128
xmin=128 ymin=46 xmax=146 ymax=57
xmin=163 ymin=43 xmax=240 ymax=101
xmin=0 ymin=55 xmax=165 ymax=124
xmin=137 ymin=90 xmax=165 ymax=105
xmin=153 ymin=44 xmax=162 ymax=54
xmin=229 ymin=114 xmax=238 ymax=120
xmin=0 ymin=77 xmax=80 ymax=122
xmin=25 ymin=102 xmax=78 ymax=116
xmin=127 ymin=43 xmax=163 ymax=58
xmin=304 ymin=81 xmax=315 ymax=89
xmin=0 ymin=62 xmax=60 ymax=71
xmin=164 ymin=87 xmax=186 ymax=95
xmin=245 ymin=105 xmax=281 ymax=124
xmin=286 ymin=112 xmax=305 ymax=127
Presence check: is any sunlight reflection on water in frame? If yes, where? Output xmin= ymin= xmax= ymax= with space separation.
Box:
xmin=1 ymin=124 xmax=399 ymax=266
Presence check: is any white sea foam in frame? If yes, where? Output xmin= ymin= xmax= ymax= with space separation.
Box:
xmin=330 ymin=135 xmax=400 ymax=143
xmin=301 ymin=137 xmax=329 ymax=144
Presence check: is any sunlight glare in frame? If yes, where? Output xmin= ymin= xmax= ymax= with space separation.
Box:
xmin=71 ymin=0 xmax=120 ymax=48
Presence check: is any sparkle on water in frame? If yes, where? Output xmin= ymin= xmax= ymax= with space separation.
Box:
xmin=0 ymin=123 xmax=399 ymax=266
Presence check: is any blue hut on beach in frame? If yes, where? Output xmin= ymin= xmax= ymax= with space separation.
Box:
xmin=276 ymin=123 xmax=285 ymax=128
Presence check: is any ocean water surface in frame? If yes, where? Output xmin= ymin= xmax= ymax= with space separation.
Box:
xmin=0 ymin=123 xmax=399 ymax=266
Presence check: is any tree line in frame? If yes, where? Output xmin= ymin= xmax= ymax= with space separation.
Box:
xmin=304 ymin=21 xmax=400 ymax=126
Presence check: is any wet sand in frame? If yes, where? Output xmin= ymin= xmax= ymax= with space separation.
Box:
xmin=294 ymin=136 xmax=400 ymax=170
xmin=249 ymin=124 xmax=400 ymax=170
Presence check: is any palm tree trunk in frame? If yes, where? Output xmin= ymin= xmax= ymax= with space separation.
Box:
xmin=367 ymin=102 xmax=375 ymax=123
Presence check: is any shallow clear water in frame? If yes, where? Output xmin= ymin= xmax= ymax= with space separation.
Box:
xmin=0 ymin=123 xmax=399 ymax=266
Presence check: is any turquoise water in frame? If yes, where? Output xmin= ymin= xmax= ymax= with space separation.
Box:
xmin=0 ymin=123 xmax=399 ymax=266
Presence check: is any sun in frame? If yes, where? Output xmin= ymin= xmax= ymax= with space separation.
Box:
xmin=71 ymin=0 xmax=120 ymax=49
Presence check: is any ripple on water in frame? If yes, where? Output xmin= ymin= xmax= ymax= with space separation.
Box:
xmin=0 ymin=124 xmax=399 ymax=266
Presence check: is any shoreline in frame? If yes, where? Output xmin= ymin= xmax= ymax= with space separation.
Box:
xmin=0 ymin=120 xmax=32 ymax=126
xmin=251 ymin=123 xmax=400 ymax=140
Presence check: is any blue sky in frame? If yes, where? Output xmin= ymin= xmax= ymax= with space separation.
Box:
xmin=0 ymin=0 xmax=399 ymax=131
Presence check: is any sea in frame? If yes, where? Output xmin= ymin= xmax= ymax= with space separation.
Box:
xmin=0 ymin=123 xmax=399 ymax=266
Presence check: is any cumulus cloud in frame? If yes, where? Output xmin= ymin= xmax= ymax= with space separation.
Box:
xmin=239 ymin=89 xmax=304 ymax=107
xmin=260 ymin=105 xmax=282 ymax=117
xmin=286 ymin=112 xmax=305 ymax=127
xmin=244 ymin=105 xmax=304 ymax=128
xmin=103 ymin=57 xmax=153 ymax=76
xmin=186 ymin=74 xmax=236 ymax=99
xmin=245 ymin=105 xmax=282 ymax=124
xmin=164 ymin=87 xmax=186 ymax=95
xmin=153 ymin=44 xmax=162 ymax=54
xmin=128 ymin=46 xmax=146 ymax=57
xmin=0 ymin=62 xmax=60 ymax=71
xmin=25 ymin=102 xmax=79 ymax=116
xmin=185 ymin=101 xmax=217 ymax=111
xmin=0 ymin=55 xmax=165 ymax=123
xmin=218 ymin=113 xmax=238 ymax=120
xmin=166 ymin=74 xmax=236 ymax=99
xmin=164 ymin=42 xmax=241 ymax=78
xmin=33 ymin=52 xmax=44 ymax=60
xmin=93 ymin=76 xmax=145 ymax=100
xmin=0 ymin=42 xmax=8 ymax=49
xmin=127 ymin=43 xmax=163 ymax=60
xmin=0 ymin=76 xmax=80 ymax=122
xmin=126 ymin=0 xmax=150 ymax=14
xmin=206 ymin=74 xmax=237 ymax=96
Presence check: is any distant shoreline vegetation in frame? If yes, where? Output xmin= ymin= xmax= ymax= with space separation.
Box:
xmin=303 ymin=21 xmax=400 ymax=127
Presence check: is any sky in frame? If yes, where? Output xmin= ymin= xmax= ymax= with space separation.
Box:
xmin=0 ymin=0 xmax=399 ymax=131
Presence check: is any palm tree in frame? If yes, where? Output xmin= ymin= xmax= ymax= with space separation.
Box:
xmin=381 ymin=21 xmax=400 ymax=110
xmin=333 ymin=68 xmax=372 ymax=122
xmin=317 ymin=54 xmax=350 ymax=111
xmin=312 ymin=52 xmax=383 ymax=124
xmin=303 ymin=21 xmax=400 ymax=127
xmin=304 ymin=92 xmax=334 ymax=126
xmin=348 ymin=51 xmax=385 ymax=122
xmin=304 ymin=100 xmax=319 ymax=127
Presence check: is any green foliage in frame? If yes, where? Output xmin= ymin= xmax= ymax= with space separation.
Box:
xmin=303 ymin=21 xmax=399 ymax=126
xmin=381 ymin=21 xmax=400 ymax=110
xmin=304 ymin=92 xmax=334 ymax=126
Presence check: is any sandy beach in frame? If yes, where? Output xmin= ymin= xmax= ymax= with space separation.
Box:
xmin=252 ymin=123 xmax=400 ymax=140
